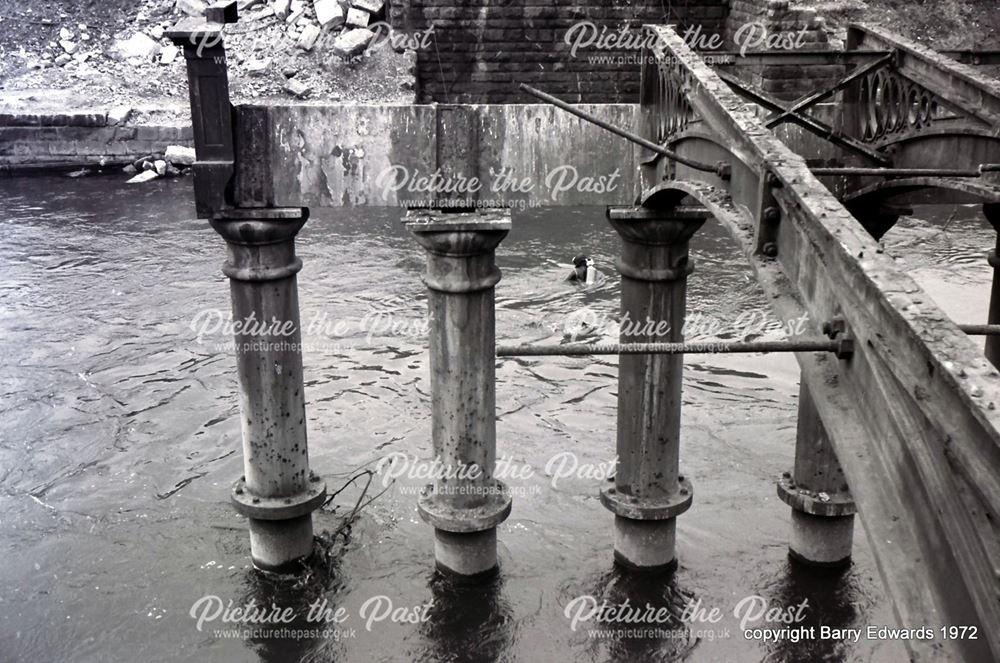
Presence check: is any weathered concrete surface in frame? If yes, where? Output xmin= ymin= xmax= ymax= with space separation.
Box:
xmin=245 ymin=103 xmax=640 ymax=207
xmin=477 ymin=104 xmax=639 ymax=206
xmin=265 ymin=104 xmax=436 ymax=207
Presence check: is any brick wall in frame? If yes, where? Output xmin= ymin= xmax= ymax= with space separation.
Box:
xmin=389 ymin=0 xmax=730 ymax=104
xmin=726 ymin=0 xmax=841 ymax=100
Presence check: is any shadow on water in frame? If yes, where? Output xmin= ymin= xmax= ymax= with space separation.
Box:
xmin=419 ymin=571 xmax=514 ymax=663
xmin=236 ymin=536 xmax=348 ymax=663
xmin=757 ymin=559 xmax=864 ymax=663
xmin=561 ymin=565 xmax=697 ymax=663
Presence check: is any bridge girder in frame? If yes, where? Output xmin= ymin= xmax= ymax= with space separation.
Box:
xmin=643 ymin=23 xmax=1000 ymax=661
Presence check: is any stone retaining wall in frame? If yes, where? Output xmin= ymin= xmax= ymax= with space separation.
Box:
xmin=0 ymin=111 xmax=194 ymax=173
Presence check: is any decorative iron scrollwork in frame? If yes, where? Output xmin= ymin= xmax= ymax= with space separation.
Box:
xmin=857 ymin=66 xmax=949 ymax=142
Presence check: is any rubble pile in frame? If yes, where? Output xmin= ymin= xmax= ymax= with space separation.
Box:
xmin=124 ymin=144 xmax=195 ymax=183
xmin=0 ymin=0 xmax=415 ymax=111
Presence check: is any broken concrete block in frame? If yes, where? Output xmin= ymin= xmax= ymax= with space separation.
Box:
xmin=273 ymin=0 xmax=291 ymax=19
xmin=352 ymin=0 xmax=383 ymax=14
xmin=345 ymin=7 xmax=369 ymax=28
xmin=59 ymin=39 xmax=78 ymax=54
xmin=107 ymin=106 xmax=132 ymax=125
xmin=332 ymin=27 xmax=374 ymax=57
xmin=314 ymin=0 xmax=345 ymax=27
xmin=176 ymin=0 xmax=208 ymax=17
xmin=283 ymin=78 xmax=314 ymax=98
xmin=246 ymin=56 xmax=271 ymax=75
xmin=127 ymin=170 xmax=159 ymax=184
xmin=160 ymin=44 xmax=180 ymax=64
xmin=154 ymin=160 xmax=168 ymax=176
xmin=165 ymin=145 xmax=197 ymax=165
xmin=297 ymin=23 xmax=321 ymax=50
xmin=116 ymin=33 xmax=161 ymax=60
xmin=248 ymin=5 xmax=274 ymax=20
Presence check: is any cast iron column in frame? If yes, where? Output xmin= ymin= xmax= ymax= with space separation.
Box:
xmin=984 ymin=203 xmax=1000 ymax=368
xmin=777 ymin=383 xmax=857 ymax=566
xmin=407 ymin=209 xmax=513 ymax=578
xmin=214 ymin=207 xmax=326 ymax=572
xmin=601 ymin=208 xmax=705 ymax=571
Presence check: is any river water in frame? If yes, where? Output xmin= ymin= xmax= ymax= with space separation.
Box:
xmin=0 ymin=176 xmax=992 ymax=662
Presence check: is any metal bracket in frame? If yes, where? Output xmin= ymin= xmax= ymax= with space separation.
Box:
xmin=166 ymin=5 xmax=240 ymax=218
xmin=755 ymin=170 xmax=783 ymax=257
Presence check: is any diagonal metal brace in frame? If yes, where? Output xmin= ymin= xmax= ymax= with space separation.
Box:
xmin=763 ymin=53 xmax=895 ymax=129
xmin=716 ymin=70 xmax=892 ymax=165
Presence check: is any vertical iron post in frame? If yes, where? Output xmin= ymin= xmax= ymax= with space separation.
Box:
xmin=601 ymin=206 xmax=705 ymax=571
xmin=407 ymin=209 xmax=513 ymax=578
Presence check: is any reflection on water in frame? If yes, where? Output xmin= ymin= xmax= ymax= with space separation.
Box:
xmin=0 ymin=177 xmax=991 ymax=662
xmin=757 ymin=562 xmax=863 ymax=663
xmin=421 ymin=573 xmax=513 ymax=663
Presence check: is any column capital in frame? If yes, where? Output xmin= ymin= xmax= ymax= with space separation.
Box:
xmin=606 ymin=205 xmax=708 ymax=246
xmin=607 ymin=206 xmax=708 ymax=282
xmin=406 ymin=209 xmax=511 ymax=293
xmin=210 ymin=207 xmax=309 ymax=282
xmin=210 ymin=207 xmax=308 ymax=244
xmin=406 ymin=209 xmax=511 ymax=254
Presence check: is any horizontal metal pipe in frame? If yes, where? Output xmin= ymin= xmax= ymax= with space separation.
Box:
xmin=517 ymin=83 xmax=725 ymax=175
xmin=959 ymin=324 xmax=1000 ymax=336
xmin=498 ymin=325 xmax=1000 ymax=358
xmin=497 ymin=340 xmax=840 ymax=357
xmin=711 ymin=50 xmax=1000 ymax=66
xmin=812 ymin=167 xmax=996 ymax=178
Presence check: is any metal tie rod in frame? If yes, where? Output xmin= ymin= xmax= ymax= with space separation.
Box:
xmin=497 ymin=339 xmax=854 ymax=358
xmin=518 ymin=83 xmax=730 ymax=178
xmin=812 ymin=165 xmax=1000 ymax=178
xmin=497 ymin=325 xmax=1000 ymax=359
xmin=960 ymin=324 xmax=1000 ymax=336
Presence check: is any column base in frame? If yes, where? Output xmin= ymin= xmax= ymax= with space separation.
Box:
xmin=612 ymin=515 xmax=677 ymax=573
xmin=248 ymin=514 xmax=315 ymax=573
xmin=788 ymin=510 xmax=854 ymax=568
xmin=433 ymin=528 xmax=499 ymax=579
